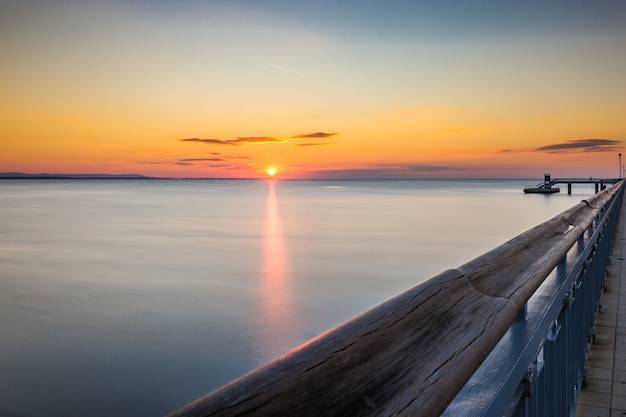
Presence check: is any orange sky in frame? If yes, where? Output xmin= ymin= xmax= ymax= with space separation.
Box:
xmin=1 ymin=1 xmax=625 ymax=179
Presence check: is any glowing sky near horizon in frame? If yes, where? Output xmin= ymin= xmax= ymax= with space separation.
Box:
xmin=1 ymin=0 xmax=625 ymax=178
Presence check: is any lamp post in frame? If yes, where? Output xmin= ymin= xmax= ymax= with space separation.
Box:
xmin=620 ymin=153 xmax=623 ymax=179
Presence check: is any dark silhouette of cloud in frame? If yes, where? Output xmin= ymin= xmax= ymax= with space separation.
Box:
xmin=180 ymin=132 xmax=336 ymax=148
xmin=180 ymin=138 xmax=235 ymax=146
xmin=234 ymin=137 xmax=286 ymax=144
xmin=292 ymin=132 xmax=338 ymax=139
xmin=179 ymin=158 xmax=224 ymax=162
xmin=180 ymin=137 xmax=286 ymax=146
xmin=296 ymin=143 xmax=331 ymax=147
xmin=536 ymin=139 xmax=621 ymax=153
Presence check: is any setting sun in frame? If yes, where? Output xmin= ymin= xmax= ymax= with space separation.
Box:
xmin=1 ymin=2 xmax=624 ymax=180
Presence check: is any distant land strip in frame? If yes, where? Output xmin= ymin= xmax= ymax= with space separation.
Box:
xmin=0 ymin=172 xmax=153 ymax=179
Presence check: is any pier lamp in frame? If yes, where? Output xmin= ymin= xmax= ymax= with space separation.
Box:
xmin=620 ymin=153 xmax=623 ymax=179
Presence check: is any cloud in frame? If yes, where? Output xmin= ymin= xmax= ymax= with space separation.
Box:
xmin=266 ymin=63 xmax=304 ymax=76
xmin=536 ymin=139 xmax=621 ymax=153
xmin=303 ymin=164 xmax=463 ymax=179
xmin=179 ymin=158 xmax=224 ymax=162
xmin=180 ymin=138 xmax=237 ymax=146
xmin=180 ymin=137 xmax=286 ymax=146
xmin=296 ymin=143 xmax=331 ymax=147
xmin=233 ymin=137 xmax=286 ymax=145
xmin=179 ymin=132 xmax=338 ymax=148
xmin=292 ymin=132 xmax=338 ymax=139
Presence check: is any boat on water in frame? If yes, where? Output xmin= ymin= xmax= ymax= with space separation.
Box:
xmin=523 ymin=185 xmax=560 ymax=194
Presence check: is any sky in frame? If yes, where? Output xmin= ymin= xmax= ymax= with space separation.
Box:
xmin=1 ymin=0 xmax=625 ymax=179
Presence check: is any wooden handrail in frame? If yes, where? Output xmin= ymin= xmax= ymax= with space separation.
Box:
xmin=168 ymin=181 xmax=623 ymax=417
xmin=462 ymin=185 xmax=616 ymax=308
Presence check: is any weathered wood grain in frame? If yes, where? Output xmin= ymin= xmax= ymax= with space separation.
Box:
xmin=169 ymin=269 xmax=518 ymax=417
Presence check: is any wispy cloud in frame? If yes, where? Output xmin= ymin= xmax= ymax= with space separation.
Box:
xmin=234 ymin=137 xmax=286 ymax=145
xmin=265 ymin=63 xmax=304 ymax=76
xmin=180 ymin=137 xmax=286 ymax=146
xmin=180 ymin=138 xmax=236 ymax=146
xmin=296 ymin=143 xmax=331 ymax=147
xmin=292 ymin=132 xmax=338 ymax=139
xmin=536 ymin=139 xmax=621 ymax=153
xmin=179 ymin=158 xmax=224 ymax=162
xmin=180 ymin=132 xmax=337 ymax=147
xmin=304 ymin=164 xmax=463 ymax=179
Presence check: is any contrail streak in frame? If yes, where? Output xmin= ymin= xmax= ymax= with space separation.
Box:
xmin=265 ymin=63 xmax=304 ymax=76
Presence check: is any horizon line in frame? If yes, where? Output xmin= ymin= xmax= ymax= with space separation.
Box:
xmin=0 ymin=172 xmax=589 ymax=181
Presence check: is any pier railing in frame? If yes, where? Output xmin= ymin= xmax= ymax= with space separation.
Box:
xmin=168 ymin=181 xmax=624 ymax=417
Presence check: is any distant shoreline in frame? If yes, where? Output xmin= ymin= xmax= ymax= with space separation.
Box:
xmin=0 ymin=173 xmax=153 ymax=180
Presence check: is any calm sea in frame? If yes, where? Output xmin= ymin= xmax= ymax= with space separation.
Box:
xmin=0 ymin=179 xmax=599 ymax=417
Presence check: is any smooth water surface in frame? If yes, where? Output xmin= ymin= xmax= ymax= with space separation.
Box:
xmin=0 ymin=179 xmax=599 ymax=416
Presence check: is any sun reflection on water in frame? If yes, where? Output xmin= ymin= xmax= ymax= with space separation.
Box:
xmin=254 ymin=180 xmax=295 ymax=363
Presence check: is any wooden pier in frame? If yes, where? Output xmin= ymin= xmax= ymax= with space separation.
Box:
xmin=524 ymin=174 xmax=620 ymax=194
xmin=575 ymin=192 xmax=626 ymax=415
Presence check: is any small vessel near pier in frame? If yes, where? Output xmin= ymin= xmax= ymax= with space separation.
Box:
xmin=523 ymin=174 xmax=560 ymax=194
xmin=523 ymin=186 xmax=560 ymax=194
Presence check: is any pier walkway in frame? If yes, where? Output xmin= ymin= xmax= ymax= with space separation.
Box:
xmin=575 ymin=193 xmax=626 ymax=416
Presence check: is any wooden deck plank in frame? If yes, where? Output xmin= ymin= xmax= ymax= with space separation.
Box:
xmin=576 ymin=193 xmax=626 ymax=416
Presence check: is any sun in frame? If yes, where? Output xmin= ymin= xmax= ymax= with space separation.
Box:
xmin=266 ymin=168 xmax=277 ymax=177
